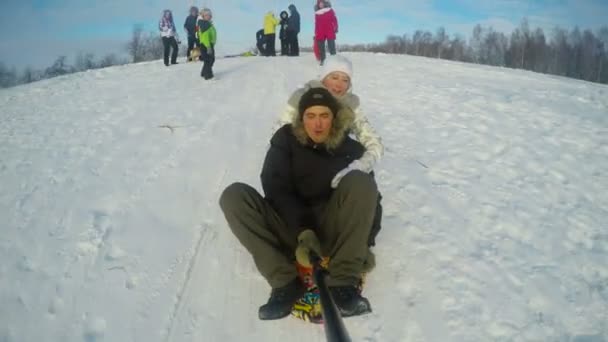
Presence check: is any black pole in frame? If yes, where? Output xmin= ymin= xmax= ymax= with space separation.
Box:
xmin=310 ymin=252 xmax=351 ymax=342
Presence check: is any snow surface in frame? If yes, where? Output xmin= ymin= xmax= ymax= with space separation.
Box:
xmin=1 ymin=52 xmax=607 ymax=342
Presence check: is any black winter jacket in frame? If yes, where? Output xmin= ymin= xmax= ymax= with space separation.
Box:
xmin=287 ymin=5 xmax=301 ymax=33
xmin=261 ymin=125 xmax=365 ymax=234
xmin=261 ymin=102 xmax=383 ymax=246
xmin=184 ymin=15 xmax=197 ymax=36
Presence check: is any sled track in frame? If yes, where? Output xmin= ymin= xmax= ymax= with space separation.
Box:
xmin=162 ymin=168 xmax=228 ymax=342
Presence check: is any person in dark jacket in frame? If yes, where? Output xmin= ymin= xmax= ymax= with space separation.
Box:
xmin=256 ymin=29 xmax=266 ymax=56
xmin=220 ymin=87 xmax=377 ymax=320
xmin=286 ymin=4 xmax=300 ymax=56
xmin=184 ymin=6 xmax=199 ymax=61
xmin=279 ymin=11 xmax=289 ymax=56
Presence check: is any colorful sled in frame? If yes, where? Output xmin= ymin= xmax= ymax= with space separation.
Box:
xmin=290 ymin=257 xmax=366 ymax=324
xmin=290 ymin=258 xmax=328 ymax=323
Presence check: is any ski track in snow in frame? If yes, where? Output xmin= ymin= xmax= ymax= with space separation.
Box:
xmin=1 ymin=53 xmax=607 ymax=342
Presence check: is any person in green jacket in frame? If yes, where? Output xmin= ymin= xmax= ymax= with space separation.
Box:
xmin=197 ymin=8 xmax=217 ymax=79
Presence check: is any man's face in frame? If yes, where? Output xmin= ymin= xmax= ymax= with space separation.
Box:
xmin=302 ymin=105 xmax=334 ymax=144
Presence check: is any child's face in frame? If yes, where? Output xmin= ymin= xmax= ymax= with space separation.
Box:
xmin=203 ymin=13 xmax=211 ymax=20
xmin=322 ymin=72 xmax=350 ymax=97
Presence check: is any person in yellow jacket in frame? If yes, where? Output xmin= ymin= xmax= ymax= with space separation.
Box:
xmin=197 ymin=8 xmax=217 ymax=79
xmin=263 ymin=11 xmax=278 ymax=56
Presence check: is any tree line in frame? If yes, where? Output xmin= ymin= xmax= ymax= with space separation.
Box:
xmin=0 ymin=52 xmax=128 ymax=89
xmin=0 ymin=25 xmax=172 ymax=89
xmin=2 ymin=19 xmax=607 ymax=88
xmin=338 ymin=18 xmax=608 ymax=84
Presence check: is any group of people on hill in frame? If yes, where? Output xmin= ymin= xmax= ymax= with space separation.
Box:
xmin=257 ymin=5 xmax=301 ymax=57
xmin=158 ymin=7 xmax=217 ymax=79
xmin=256 ymin=0 xmax=339 ymax=64
xmin=157 ymin=0 xmax=340 ymax=78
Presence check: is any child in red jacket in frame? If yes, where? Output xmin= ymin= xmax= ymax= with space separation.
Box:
xmin=314 ymin=0 xmax=338 ymax=65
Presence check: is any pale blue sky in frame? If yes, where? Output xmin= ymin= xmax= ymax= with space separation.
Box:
xmin=1 ymin=0 xmax=606 ymax=69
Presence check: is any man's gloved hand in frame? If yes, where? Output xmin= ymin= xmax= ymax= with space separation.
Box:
xmin=295 ymin=229 xmax=321 ymax=268
xmin=330 ymin=159 xmax=364 ymax=189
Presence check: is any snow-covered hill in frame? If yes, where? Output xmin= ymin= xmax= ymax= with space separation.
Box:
xmin=1 ymin=52 xmax=607 ymax=342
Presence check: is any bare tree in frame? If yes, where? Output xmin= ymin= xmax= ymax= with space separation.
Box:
xmin=127 ymin=25 xmax=145 ymax=63
xmin=74 ymin=52 xmax=97 ymax=71
xmin=435 ymin=27 xmax=448 ymax=59
xmin=421 ymin=31 xmax=433 ymax=57
xmin=142 ymin=31 xmax=164 ymax=61
xmin=568 ymin=27 xmax=583 ymax=78
xmin=483 ymin=28 xmax=508 ymax=66
xmin=519 ymin=18 xmax=531 ymax=68
xmin=44 ymin=56 xmax=73 ymax=79
xmin=596 ymin=26 xmax=608 ymax=82
xmin=0 ymin=62 xmax=18 ymax=88
xmin=507 ymin=18 xmax=531 ymax=69
xmin=400 ymin=34 xmax=409 ymax=54
xmin=530 ymin=28 xmax=548 ymax=72
xmin=470 ymin=24 xmax=484 ymax=62
xmin=412 ymin=30 xmax=423 ymax=55
xmin=126 ymin=24 xmax=166 ymax=63
xmin=385 ymin=35 xmax=402 ymax=54
xmin=450 ymin=34 xmax=467 ymax=61
xmin=550 ymin=27 xmax=570 ymax=75
xmin=99 ymin=53 xmax=122 ymax=68
xmin=580 ymin=29 xmax=600 ymax=81
xmin=20 ymin=67 xmax=39 ymax=84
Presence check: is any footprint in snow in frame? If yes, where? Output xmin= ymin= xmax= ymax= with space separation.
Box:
xmin=83 ymin=315 xmax=107 ymax=342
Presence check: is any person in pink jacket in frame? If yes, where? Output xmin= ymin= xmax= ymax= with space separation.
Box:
xmin=314 ymin=0 xmax=338 ymax=65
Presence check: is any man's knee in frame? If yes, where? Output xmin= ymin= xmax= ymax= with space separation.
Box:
xmin=219 ymin=182 xmax=254 ymax=212
xmin=339 ymin=170 xmax=378 ymax=195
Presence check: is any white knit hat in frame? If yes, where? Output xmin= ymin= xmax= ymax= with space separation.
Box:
xmin=319 ymin=55 xmax=353 ymax=82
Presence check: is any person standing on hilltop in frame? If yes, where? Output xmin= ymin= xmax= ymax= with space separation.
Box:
xmin=197 ymin=8 xmax=217 ymax=79
xmin=314 ymin=0 xmax=339 ymax=65
xmin=263 ymin=11 xmax=279 ymax=56
xmin=286 ymin=4 xmax=301 ymax=56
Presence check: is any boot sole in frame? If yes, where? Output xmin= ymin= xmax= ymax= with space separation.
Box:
xmin=339 ymin=299 xmax=372 ymax=318
xmin=258 ymin=310 xmax=292 ymax=320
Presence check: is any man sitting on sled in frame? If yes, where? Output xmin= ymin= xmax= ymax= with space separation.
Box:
xmin=219 ymin=87 xmax=380 ymax=320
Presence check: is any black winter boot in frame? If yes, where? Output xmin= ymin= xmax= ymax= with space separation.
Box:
xmin=329 ymin=286 xmax=372 ymax=317
xmin=258 ymin=278 xmax=305 ymax=320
